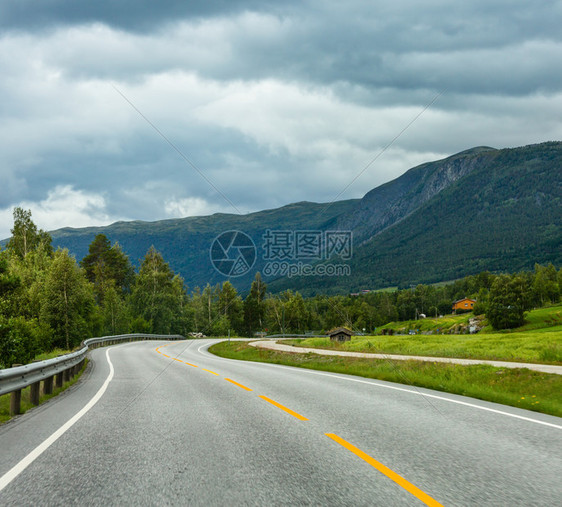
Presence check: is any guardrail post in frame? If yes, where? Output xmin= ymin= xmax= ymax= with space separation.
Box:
xmin=64 ymin=368 xmax=71 ymax=382
xmin=10 ymin=389 xmax=21 ymax=416
xmin=30 ymin=380 xmax=40 ymax=405
xmin=44 ymin=375 xmax=54 ymax=394
xmin=56 ymin=371 xmax=64 ymax=388
xmin=9 ymin=364 xmax=23 ymax=415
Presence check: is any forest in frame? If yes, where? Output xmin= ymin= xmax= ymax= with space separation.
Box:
xmin=1 ymin=208 xmax=561 ymax=368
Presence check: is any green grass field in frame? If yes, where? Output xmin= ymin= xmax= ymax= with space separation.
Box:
xmin=377 ymin=313 xmax=472 ymax=334
xmin=283 ymin=331 xmax=562 ymax=364
xmin=209 ymin=341 xmax=562 ymax=417
xmin=504 ymin=305 xmax=562 ymax=332
xmin=284 ymin=305 xmax=562 ymax=364
xmin=376 ymin=304 xmax=562 ymax=335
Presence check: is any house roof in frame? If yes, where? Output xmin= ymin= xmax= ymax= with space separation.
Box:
xmin=327 ymin=327 xmax=353 ymax=336
xmin=453 ymin=298 xmax=477 ymax=304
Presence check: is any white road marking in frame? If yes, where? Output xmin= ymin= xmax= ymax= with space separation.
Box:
xmin=196 ymin=340 xmax=562 ymax=430
xmin=0 ymin=348 xmax=115 ymax=493
xmin=287 ymin=368 xmax=562 ymax=430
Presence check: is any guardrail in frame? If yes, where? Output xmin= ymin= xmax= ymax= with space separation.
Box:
xmin=0 ymin=333 xmax=185 ymax=416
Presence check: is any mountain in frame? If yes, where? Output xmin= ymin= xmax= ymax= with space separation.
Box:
xmin=270 ymin=141 xmax=562 ymax=294
xmin=332 ymin=146 xmax=496 ymax=243
xmin=9 ymin=141 xmax=561 ymax=295
xmin=48 ymin=199 xmax=359 ymax=291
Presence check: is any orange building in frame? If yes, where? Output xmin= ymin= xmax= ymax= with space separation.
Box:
xmin=452 ymin=298 xmax=476 ymax=312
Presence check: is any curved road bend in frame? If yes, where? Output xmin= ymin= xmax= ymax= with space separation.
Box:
xmin=0 ymin=339 xmax=560 ymax=506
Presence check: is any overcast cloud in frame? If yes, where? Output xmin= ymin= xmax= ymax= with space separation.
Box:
xmin=1 ymin=1 xmax=561 ymax=238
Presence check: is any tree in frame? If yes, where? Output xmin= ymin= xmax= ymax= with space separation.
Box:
xmin=396 ymin=290 xmax=416 ymax=321
xmin=7 ymin=207 xmax=52 ymax=259
xmin=323 ymin=295 xmax=352 ymax=331
xmin=101 ymin=283 xmax=131 ymax=335
xmin=5 ymin=242 xmax=52 ymax=321
xmin=41 ymin=249 xmax=95 ymax=349
xmin=189 ymin=287 xmax=207 ymax=333
xmin=285 ymin=291 xmax=309 ymax=333
xmin=0 ymin=253 xmax=20 ymax=302
xmin=170 ymin=275 xmax=190 ymax=335
xmin=532 ymin=263 xmax=560 ymax=306
xmin=265 ymin=294 xmax=286 ymax=334
xmin=130 ymin=246 xmax=185 ymax=334
xmin=81 ymin=234 xmax=134 ymax=301
xmin=215 ymin=281 xmax=243 ymax=335
xmin=243 ymin=272 xmax=267 ymax=336
xmin=486 ymin=274 xmax=528 ymax=330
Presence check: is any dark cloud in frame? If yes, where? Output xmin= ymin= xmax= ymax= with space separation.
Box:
xmin=0 ymin=0 xmax=295 ymax=33
xmin=8 ymin=1 xmax=560 ymax=99
xmin=1 ymin=1 xmax=561 ymax=237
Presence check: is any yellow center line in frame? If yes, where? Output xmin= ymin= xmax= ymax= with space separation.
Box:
xmin=258 ymin=395 xmax=309 ymax=421
xmin=153 ymin=346 xmax=440 ymax=506
xmin=325 ymin=433 xmax=443 ymax=507
xmin=156 ymin=342 xmax=174 ymax=353
xmin=225 ymin=378 xmax=253 ymax=391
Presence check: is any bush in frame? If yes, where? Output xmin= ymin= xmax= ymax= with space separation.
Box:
xmin=472 ymin=301 xmax=487 ymax=315
xmin=0 ymin=317 xmax=52 ymax=368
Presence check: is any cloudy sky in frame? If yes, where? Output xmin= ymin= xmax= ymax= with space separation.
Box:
xmin=1 ymin=0 xmax=561 ymax=238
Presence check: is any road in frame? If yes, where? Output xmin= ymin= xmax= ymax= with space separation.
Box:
xmin=0 ymin=339 xmax=561 ymax=506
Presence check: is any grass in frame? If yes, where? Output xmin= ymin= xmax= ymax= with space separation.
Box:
xmin=0 ymin=360 xmax=88 ymax=424
xmin=281 ymin=330 xmax=562 ymax=364
xmin=377 ymin=313 xmax=471 ymax=334
xmin=507 ymin=305 xmax=562 ymax=332
xmin=209 ymin=341 xmax=562 ymax=417
xmin=479 ymin=304 xmax=562 ymax=333
xmin=281 ymin=305 xmax=562 ymax=364
xmin=377 ymin=305 xmax=562 ymax=335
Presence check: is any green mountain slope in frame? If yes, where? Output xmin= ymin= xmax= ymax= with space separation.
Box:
xmin=271 ymin=141 xmax=562 ymax=294
xmin=7 ymin=141 xmax=559 ymax=295
xmin=334 ymin=146 xmax=497 ymax=242
xmin=49 ymin=200 xmax=359 ymax=291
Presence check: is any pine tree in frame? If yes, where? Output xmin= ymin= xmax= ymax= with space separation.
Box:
xmin=81 ymin=234 xmax=134 ymax=302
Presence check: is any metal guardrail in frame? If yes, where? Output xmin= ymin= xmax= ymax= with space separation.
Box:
xmin=0 ymin=333 xmax=185 ymax=416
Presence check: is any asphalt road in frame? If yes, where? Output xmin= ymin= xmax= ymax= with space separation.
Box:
xmin=0 ymin=339 xmax=560 ymax=506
